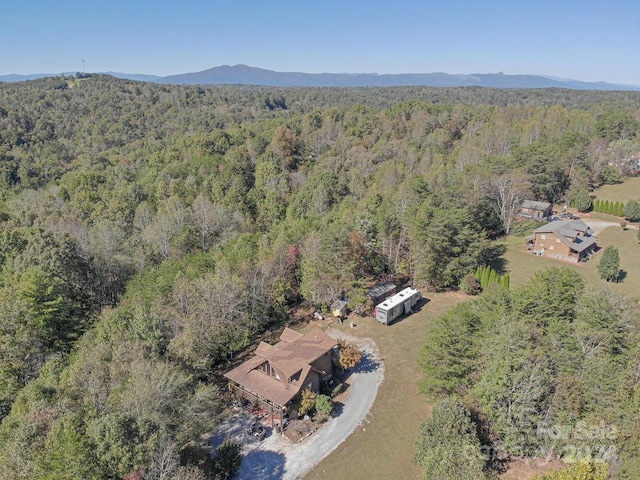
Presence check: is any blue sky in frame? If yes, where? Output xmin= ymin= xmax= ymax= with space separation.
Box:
xmin=3 ymin=0 xmax=639 ymax=84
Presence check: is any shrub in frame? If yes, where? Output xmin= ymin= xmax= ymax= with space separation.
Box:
xmin=330 ymin=382 xmax=343 ymax=398
xmin=460 ymin=274 xmax=481 ymax=295
xmin=315 ymin=394 xmax=334 ymax=416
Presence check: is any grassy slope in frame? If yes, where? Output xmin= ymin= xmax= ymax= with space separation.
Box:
xmin=305 ymin=292 xmax=467 ymax=480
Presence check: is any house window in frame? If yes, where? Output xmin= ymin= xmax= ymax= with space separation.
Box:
xmin=541 ymin=234 xmax=546 ymax=240
xmin=549 ymin=245 xmax=554 ymax=251
xmin=259 ymin=362 xmax=278 ymax=379
xmin=556 ymin=238 xmax=560 ymax=243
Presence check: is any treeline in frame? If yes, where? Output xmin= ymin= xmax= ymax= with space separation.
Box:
xmin=0 ymin=75 xmax=639 ymax=478
xmin=417 ymin=268 xmax=640 ymax=478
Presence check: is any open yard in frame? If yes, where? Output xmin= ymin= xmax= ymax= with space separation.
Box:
xmin=304 ymin=292 xmax=466 ymax=480
xmin=499 ymin=220 xmax=640 ymax=300
xmin=591 ymin=176 xmax=640 ymax=204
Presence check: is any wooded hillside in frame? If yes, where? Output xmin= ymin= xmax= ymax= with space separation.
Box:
xmin=0 ymin=75 xmax=638 ymax=478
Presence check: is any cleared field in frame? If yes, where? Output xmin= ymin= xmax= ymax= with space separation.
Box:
xmin=305 ymin=292 xmax=467 ymax=480
xmin=591 ymin=176 xmax=640 ymax=203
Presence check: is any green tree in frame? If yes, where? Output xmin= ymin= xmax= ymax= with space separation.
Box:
xmin=476 ymin=319 xmax=554 ymax=454
xmin=593 ymin=199 xmax=601 ymax=213
xmin=572 ymin=189 xmax=592 ymax=212
xmin=623 ymin=199 xmax=640 ymax=222
xmin=315 ymin=394 xmax=334 ymax=416
xmin=212 ymin=438 xmax=242 ymax=480
xmin=38 ymin=416 xmax=97 ymax=480
xmin=409 ymin=203 xmax=490 ymax=290
xmin=413 ymin=397 xmax=485 ymax=480
xmin=419 ymin=302 xmax=483 ymax=395
xmin=597 ymin=246 xmax=620 ymax=282
xmin=601 ymin=165 xmax=622 ymax=185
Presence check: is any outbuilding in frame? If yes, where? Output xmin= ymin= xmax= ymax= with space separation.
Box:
xmin=330 ymin=299 xmax=348 ymax=318
xmin=366 ymin=282 xmax=397 ymax=312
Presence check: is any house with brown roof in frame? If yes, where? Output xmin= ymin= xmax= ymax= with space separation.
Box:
xmin=224 ymin=327 xmax=337 ymax=426
xmin=520 ymin=199 xmax=553 ymax=220
xmin=526 ymin=219 xmax=597 ymax=263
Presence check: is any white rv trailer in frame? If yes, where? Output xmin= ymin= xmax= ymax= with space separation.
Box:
xmin=373 ymin=287 xmax=421 ymax=325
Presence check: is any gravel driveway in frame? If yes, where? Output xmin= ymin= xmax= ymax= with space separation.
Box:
xmin=221 ymin=329 xmax=383 ymax=480
xmin=582 ymin=218 xmax=623 ymax=235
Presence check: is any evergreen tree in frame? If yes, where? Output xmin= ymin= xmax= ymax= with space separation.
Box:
xmin=212 ymin=439 xmax=242 ymax=480
xmin=597 ymin=246 xmax=620 ymax=282
xmin=481 ymin=267 xmax=490 ymax=290
xmin=413 ymin=397 xmax=486 ymax=480
xmin=623 ymin=199 xmax=640 ymax=222
xmin=572 ymin=189 xmax=592 ymax=212
xmin=488 ymin=268 xmax=497 ymax=286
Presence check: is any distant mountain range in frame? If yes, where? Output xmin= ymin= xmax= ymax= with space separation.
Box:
xmin=2 ymin=64 xmax=638 ymax=91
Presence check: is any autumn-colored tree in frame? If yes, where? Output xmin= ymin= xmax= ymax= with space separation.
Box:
xmin=338 ymin=341 xmax=362 ymax=370
xmin=298 ymin=388 xmax=317 ymax=417
xmin=532 ymin=460 xmax=608 ymax=480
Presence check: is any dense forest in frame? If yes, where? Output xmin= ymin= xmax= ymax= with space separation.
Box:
xmin=418 ymin=269 xmax=640 ymax=479
xmin=0 ymin=74 xmax=639 ymax=478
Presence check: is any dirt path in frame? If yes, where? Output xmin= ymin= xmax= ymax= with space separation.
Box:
xmin=229 ymin=329 xmax=383 ymax=480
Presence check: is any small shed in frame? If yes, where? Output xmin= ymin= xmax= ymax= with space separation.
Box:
xmin=366 ymin=282 xmax=397 ymax=309
xmin=330 ymin=299 xmax=348 ymax=318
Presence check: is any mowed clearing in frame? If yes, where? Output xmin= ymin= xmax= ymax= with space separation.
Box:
xmin=591 ymin=176 xmax=640 ymax=204
xmin=304 ymin=292 xmax=466 ymax=480
xmin=501 ymin=219 xmax=640 ymax=300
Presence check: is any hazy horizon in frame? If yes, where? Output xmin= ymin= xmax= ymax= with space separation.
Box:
xmin=3 ymin=0 xmax=638 ymax=85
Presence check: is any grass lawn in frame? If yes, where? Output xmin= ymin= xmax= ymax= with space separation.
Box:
xmin=498 ymin=226 xmax=640 ymax=299
xmin=591 ymin=176 xmax=640 ymax=203
xmin=305 ymin=292 xmax=467 ymax=480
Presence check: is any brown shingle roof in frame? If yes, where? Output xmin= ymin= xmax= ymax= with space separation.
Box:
xmin=224 ymin=327 xmax=336 ymax=407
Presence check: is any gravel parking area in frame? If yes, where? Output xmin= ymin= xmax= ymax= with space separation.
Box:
xmin=212 ymin=329 xmax=383 ymax=480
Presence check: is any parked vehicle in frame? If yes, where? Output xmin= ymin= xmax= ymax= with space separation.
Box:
xmin=247 ymin=423 xmax=266 ymax=440
xmin=373 ymin=287 xmax=421 ymax=325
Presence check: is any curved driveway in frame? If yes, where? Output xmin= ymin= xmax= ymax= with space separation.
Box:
xmin=235 ymin=331 xmax=383 ymax=480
